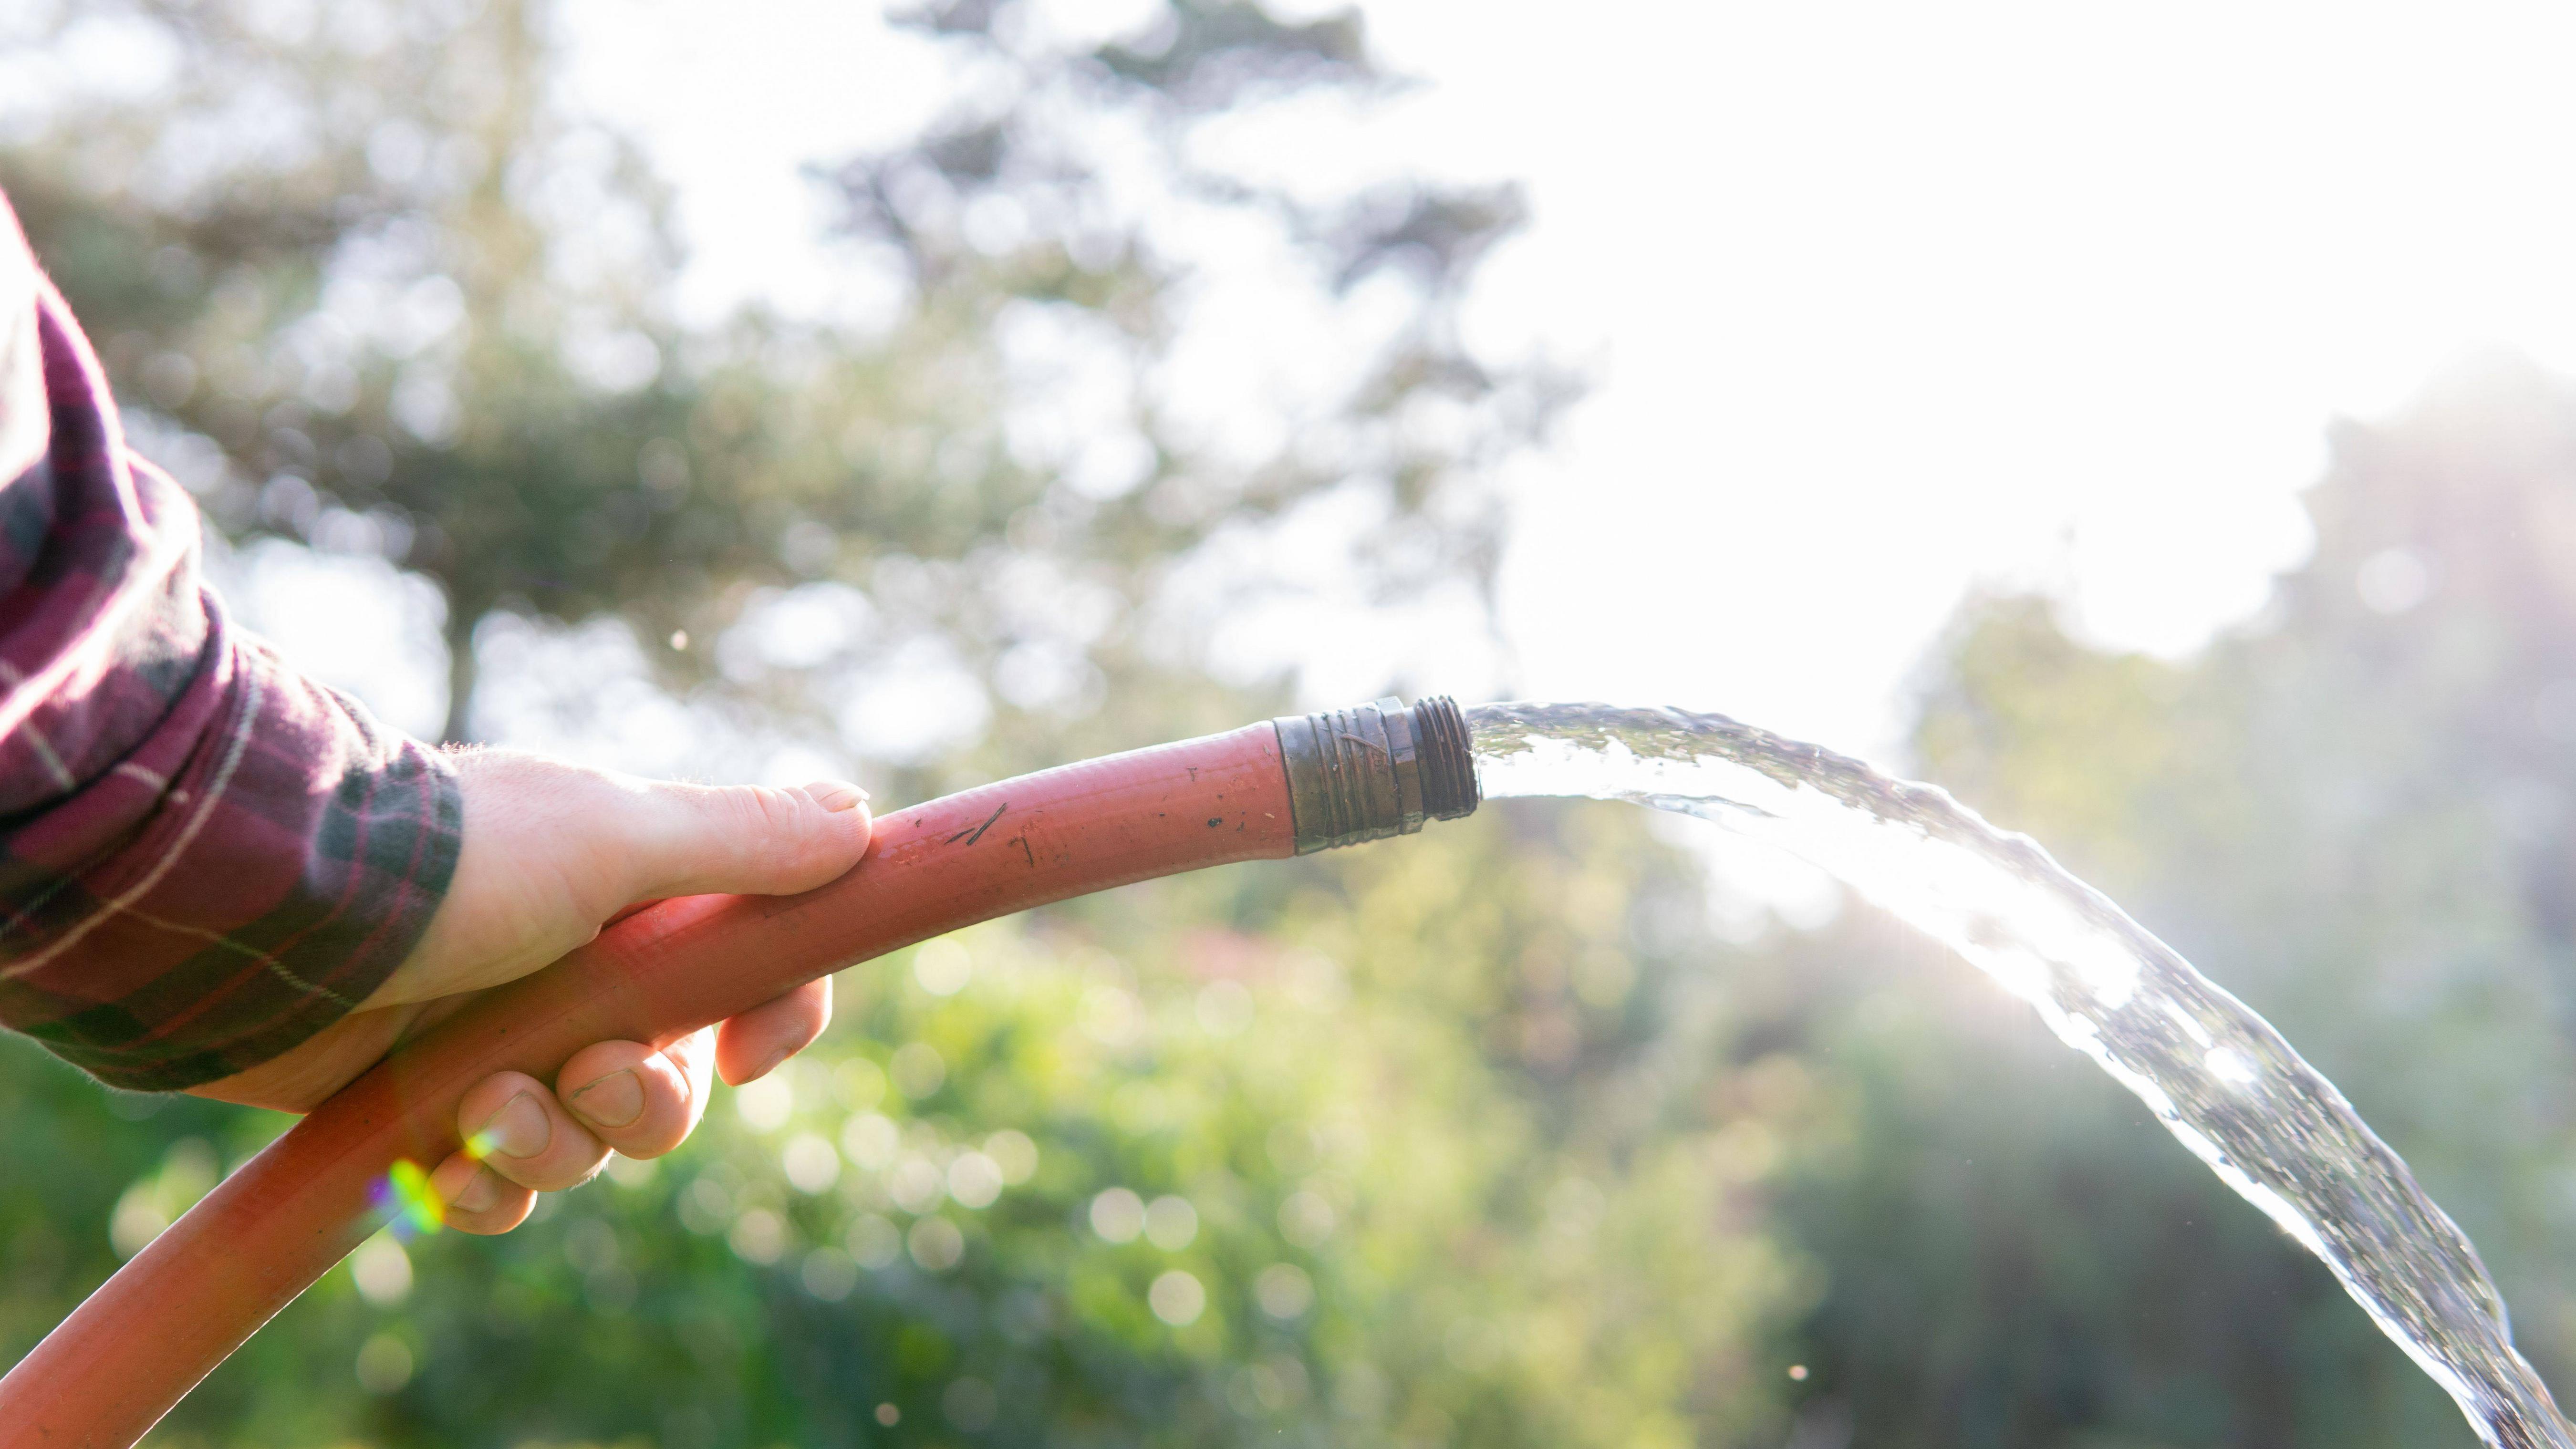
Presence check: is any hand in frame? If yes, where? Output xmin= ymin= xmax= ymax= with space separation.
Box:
xmin=190 ymin=749 xmax=873 ymax=1234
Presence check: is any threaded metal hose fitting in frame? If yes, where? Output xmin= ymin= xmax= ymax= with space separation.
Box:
xmin=1272 ymin=695 xmax=1480 ymax=854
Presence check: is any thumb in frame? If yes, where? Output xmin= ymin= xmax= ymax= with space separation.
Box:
xmin=367 ymin=759 xmax=877 ymax=1010
xmin=623 ymin=778 xmax=874 ymax=902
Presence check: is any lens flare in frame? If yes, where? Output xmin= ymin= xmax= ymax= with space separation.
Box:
xmin=369 ymin=1160 xmax=443 ymax=1241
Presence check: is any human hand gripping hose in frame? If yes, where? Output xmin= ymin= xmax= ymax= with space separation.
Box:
xmin=0 ymin=698 xmax=1479 ymax=1449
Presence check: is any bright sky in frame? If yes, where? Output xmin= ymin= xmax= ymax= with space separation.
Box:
xmin=558 ymin=1 xmax=2576 ymax=756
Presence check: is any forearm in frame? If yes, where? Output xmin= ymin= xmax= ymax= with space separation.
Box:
xmin=0 ymin=197 xmax=461 ymax=1090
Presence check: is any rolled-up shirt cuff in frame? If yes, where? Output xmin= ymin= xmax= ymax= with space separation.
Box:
xmin=2 ymin=611 xmax=461 ymax=1091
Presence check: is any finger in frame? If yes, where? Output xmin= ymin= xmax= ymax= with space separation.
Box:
xmin=716 ymin=977 xmax=832 ymax=1087
xmin=664 ymin=1024 xmax=717 ymax=1115
xmin=559 ymin=1038 xmax=700 ymax=1159
xmin=457 ymin=1070 xmax=608 ymax=1194
xmin=625 ymin=779 xmax=873 ymax=903
xmin=431 ymin=1150 xmax=535 ymax=1236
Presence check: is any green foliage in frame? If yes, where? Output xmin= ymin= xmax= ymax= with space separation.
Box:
xmin=1751 ymin=357 xmax=2576 ymax=1445
xmin=1 ymin=804 xmax=1811 ymax=1448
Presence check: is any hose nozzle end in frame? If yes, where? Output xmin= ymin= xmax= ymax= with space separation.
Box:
xmin=1274 ymin=694 xmax=1482 ymax=854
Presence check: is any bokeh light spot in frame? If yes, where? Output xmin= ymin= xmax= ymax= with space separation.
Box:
xmin=1149 ymin=1269 xmax=1206 ymax=1326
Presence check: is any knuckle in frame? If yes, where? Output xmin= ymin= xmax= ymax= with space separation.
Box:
xmin=730 ymin=785 xmax=814 ymax=844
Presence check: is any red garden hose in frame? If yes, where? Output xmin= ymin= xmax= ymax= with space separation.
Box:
xmin=0 ymin=697 xmax=1478 ymax=1449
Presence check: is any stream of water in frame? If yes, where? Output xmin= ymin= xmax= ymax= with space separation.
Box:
xmin=1467 ymin=701 xmax=2571 ymax=1447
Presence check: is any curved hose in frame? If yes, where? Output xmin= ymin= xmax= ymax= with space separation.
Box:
xmin=0 ymin=700 xmax=1476 ymax=1449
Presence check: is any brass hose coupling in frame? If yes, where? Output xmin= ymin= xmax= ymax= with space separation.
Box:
xmin=1271 ymin=695 xmax=1480 ymax=854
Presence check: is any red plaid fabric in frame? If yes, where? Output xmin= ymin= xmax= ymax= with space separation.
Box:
xmin=0 ymin=202 xmax=458 ymax=1092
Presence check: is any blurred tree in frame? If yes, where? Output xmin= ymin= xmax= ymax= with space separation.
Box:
xmin=1 ymin=0 xmax=1557 ymax=760
xmin=0 ymin=3 xmax=1807 ymax=1449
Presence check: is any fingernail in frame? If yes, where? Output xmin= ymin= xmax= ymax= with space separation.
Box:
xmin=570 ymin=1069 xmax=645 ymax=1129
xmin=472 ymin=1093 xmax=550 ymax=1161
xmin=805 ymin=780 xmax=869 ymax=812
xmin=453 ymin=1167 xmax=500 ymax=1214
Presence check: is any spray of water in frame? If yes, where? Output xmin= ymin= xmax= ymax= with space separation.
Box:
xmin=1469 ymin=701 xmax=2570 ymax=1448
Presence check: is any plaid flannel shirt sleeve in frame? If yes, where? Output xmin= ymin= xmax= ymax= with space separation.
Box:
xmin=0 ymin=214 xmax=460 ymax=1092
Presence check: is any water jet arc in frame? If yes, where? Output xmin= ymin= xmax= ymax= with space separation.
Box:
xmin=0 ymin=697 xmax=1477 ymax=1449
